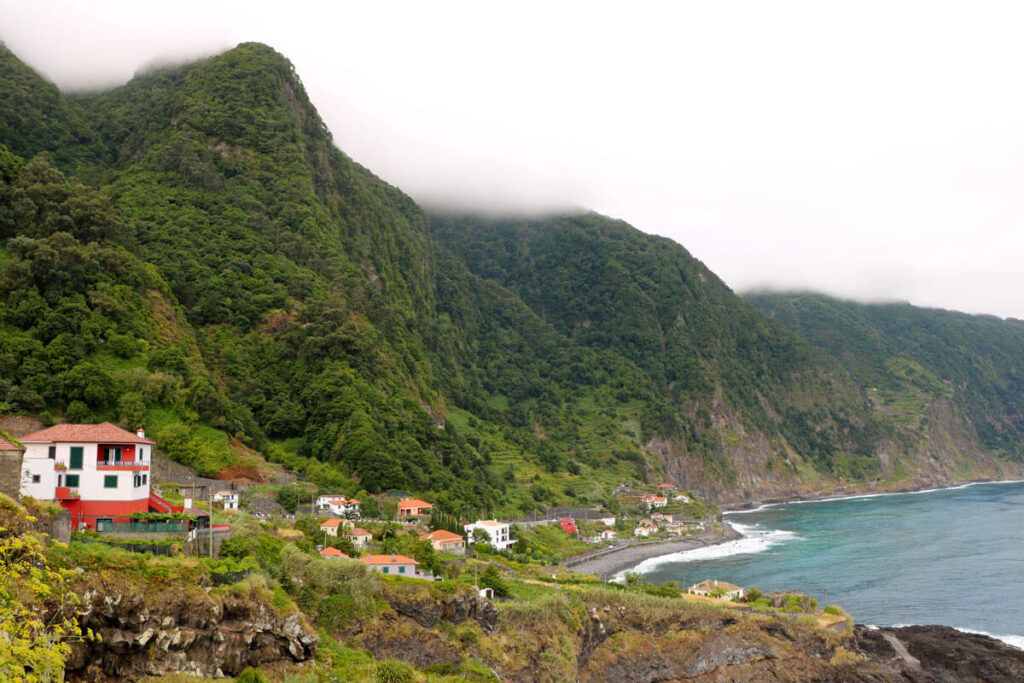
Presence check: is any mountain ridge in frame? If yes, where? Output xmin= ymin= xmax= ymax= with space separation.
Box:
xmin=1 ymin=41 xmax=1023 ymax=511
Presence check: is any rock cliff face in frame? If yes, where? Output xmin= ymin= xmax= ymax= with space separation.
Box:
xmin=64 ymin=583 xmax=316 ymax=680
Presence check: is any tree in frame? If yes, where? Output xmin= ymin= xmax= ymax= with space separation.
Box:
xmin=276 ymin=487 xmax=299 ymax=514
xmin=479 ymin=564 xmax=510 ymax=597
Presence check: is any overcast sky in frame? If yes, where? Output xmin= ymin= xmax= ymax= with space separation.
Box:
xmin=3 ymin=1 xmax=1024 ymax=319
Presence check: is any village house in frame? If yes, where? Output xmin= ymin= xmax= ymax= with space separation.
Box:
xmin=598 ymin=529 xmax=617 ymax=541
xmin=658 ymin=483 xmax=675 ymax=492
xmin=599 ymin=517 xmax=616 ymax=527
xmin=420 ymin=529 xmax=466 ymax=555
xmin=320 ymin=518 xmax=351 ymax=537
xmin=634 ymin=520 xmax=658 ymax=537
xmin=316 ymin=495 xmax=361 ymax=517
xmin=640 ymin=494 xmax=668 ymax=509
xmin=464 ymin=519 xmax=513 ymax=550
xmin=360 ymin=554 xmax=421 ymax=577
xmin=397 ymin=498 xmax=432 ymax=519
xmin=319 ymin=546 xmax=350 ymax=560
xmin=688 ymin=579 xmax=745 ymax=600
xmin=213 ymin=490 xmax=239 ymax=510
xmin=17 ymin=423 xmax=182 ymax=530
xmin=349 ymin=527 xmax=372 ymax=548
xmin=675 ymin=493 xmax=691 ymax=502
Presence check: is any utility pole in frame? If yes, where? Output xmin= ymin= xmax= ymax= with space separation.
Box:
xmin=208 ymin=485 xmax=214 ymax=558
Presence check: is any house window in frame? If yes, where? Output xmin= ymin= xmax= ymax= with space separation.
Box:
xmin=65 ymin=474 xmax=79 ymax=487
xmin=31 ymin=474 xmax=40 ymax=484
xmin=69 ymin=447 xmax=83 ymax=469
xmin=48 ymin=446 xmax=55 ymax=459
xmin=399 ymin=566 xmax=406 ymax=574
xmin=382 ymin=567 xmax=389 ymax=574
xmin=104 ymin=475 xmax=118 ymax=489
xmin=142 ymin=474 xmax=147 ymax=485
xmin=133 ymin=475 xmax=140 ymax=487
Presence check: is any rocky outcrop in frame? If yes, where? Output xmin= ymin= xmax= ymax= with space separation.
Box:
xmin=65 ymin=583 xmax=316 ymax=680
xmin=384 ymin=585 xmax=498 ymax=632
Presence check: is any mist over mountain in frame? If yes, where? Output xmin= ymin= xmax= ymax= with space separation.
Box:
xmin=2 ymin=41 xmax=1023 ymax=512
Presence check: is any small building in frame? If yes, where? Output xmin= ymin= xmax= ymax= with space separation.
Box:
xmin=397 ymin=498 xmax=432 ymax=519
xmin=674 ymin=493 xmax=691 ymax=502
xmin=213 ymin=490 xmax=239 ymax=510
xmin=657 ymin=483 xmax=675 ymax=492
xmin=421 ymin=529 xmax=466 ymax=555
xmin=598 ymin=529 xmax=617 ymax=541
xmin=349 ymin=527 xmax=372 ymax=549
xmin=687 ymin=579 xmax=745 ymax=600
xmin=0 ymin=432 xmax=25 ymax=501
xmin=360 ymin=554 xmax=420 ymax=577
xmin=599 ymin=517 xmax=616 ymax=527
xmin=320 ymin=518 xmax=349 ymax=537
xmin=634 ymin=521 xmax=658 ymax=537
xmin=319 ymin=546 xmax=350 ymax=560
xmin=316 ymin=495 xmax=361 ymax=518
xmin=464 ymin=519 xmax=513 ymax=550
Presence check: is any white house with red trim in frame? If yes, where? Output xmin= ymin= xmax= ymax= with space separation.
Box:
xmin=18 ymin=423 xmax=180 ymax=530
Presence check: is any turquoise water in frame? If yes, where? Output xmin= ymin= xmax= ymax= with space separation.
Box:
xmin=634 ymin=481 xmax=1024 ymax=646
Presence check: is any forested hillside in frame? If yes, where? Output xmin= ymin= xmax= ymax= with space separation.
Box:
xmin=748 ymin=293 xmax=1024 ymax=467
xmin=2 ymin=40 xmax=1022 ymax=509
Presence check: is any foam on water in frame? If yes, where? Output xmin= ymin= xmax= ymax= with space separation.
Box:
xmin=618 ymin=522 xmax=801 ymax=579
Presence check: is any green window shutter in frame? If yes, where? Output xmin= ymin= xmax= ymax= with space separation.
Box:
xmin=70 ymin=447 xmax=83 ymax=469
xmin=383 ymin=567 xmax=389 ymax=574
xmin=399 ymin=566 xmax=406 ymax=573
xmin=104 ymin=475 xmax=118 ymax=488
xmin=66 ymin=474 xmax=79 ymax=487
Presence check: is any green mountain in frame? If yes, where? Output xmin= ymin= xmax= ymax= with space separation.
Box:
xmin=1 ymin=41 xmax=1022 ymax=510
xmin=747 ymin=292 xmax=1024 ymax=476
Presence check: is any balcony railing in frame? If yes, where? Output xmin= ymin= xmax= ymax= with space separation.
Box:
xmin=97 ymin=459 xmax=148 ymax=468
xmin=95 ymin=519 xmax=189 ymax=533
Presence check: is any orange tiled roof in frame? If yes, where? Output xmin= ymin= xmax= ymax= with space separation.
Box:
xmin=360 ymin=554 xmax=418 ymax=565
xmin=319 ymin=547 xmax=350 ymax=558
xmin=0 ymin=434 xmax=22 ymax=451
xmin=349 ymin=528 xmax=372 ymax=537
xmin=398 ymin=499 xmax=432 ymax=510
xmin=421 ymin=529 xmax=463 ymax=542
xmin=21 ymin=422 xmax=155 ymax=445
xmin=320 ymin=519 xmax=344 ymax=528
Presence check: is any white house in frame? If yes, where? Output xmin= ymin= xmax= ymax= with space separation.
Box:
xmin=634 ymin=521 xmax=658 ymax=537
xmin=464 ymin=520 xmax=513 ymax=550
xmin=214 ymin=490 xmax=239 ymax=510
xmin=598 ymin=529 xmax=617 ymax=541
xmin=687 ymin=579 xmax=745 ymax=600
xmin=316 ymin=495 xmax=361 ymax=518
xmin=320 ymin=518 xmax=350 ymax=537
xmin=360 ymin=554 xmax=422 ymax=577
xmin=19 ymin=423 xmax=164 ymax=530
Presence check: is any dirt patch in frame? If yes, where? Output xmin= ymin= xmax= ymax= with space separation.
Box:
xmin=218 ymin=464 xmax=264 ymax=483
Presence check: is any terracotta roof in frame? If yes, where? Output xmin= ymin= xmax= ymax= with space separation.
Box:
xmin=320 ymin=519 xmax=344 ymax=528
xmin=397 ymin=498 xmax=432 ymax=510
xmin=21 ymin=422 xmax=155 ymax=445
xmin=658 ymin=483 xmax=675 ymax=489
xmin=421 ymin=530 xmax=463 ymax=542
xmin=0 ymin=434 xmax=23 ymax=451
xmin=360 ymin=554 xmax=418 ymax=566
xmin=319 ymin=547 xmax=350 ymax=558
xmin=475 ymin=520 xmax=504 ymax=527
xmin=349 ymin=528 xmax=372 ymax=537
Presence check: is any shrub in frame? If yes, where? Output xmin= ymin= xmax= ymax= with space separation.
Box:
xmin=824 ymin=604 xmax=845 ymax=616
xmin=235 ymin=667 xmax=269 ymax=682
xmin=374 ymin=658 xmax=415 ymax=683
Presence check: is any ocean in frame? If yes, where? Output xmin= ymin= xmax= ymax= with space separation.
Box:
xmin=631 ymin=480 xmax=1024 ymax=648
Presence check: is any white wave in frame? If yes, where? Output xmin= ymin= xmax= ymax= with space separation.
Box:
xmin=955 ymin=628 xmax=1024 ymax=651
xmin=615 ymin=522 xmax=801 ymax=579
xmin=890 ymin=624 xmax=1024 ymax=651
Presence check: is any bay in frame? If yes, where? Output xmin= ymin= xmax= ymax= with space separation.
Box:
xmin=632 ymin=481 xmax=1024 ymax=646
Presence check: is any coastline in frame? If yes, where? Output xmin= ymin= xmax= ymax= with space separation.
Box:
xmin=564 ymin=525 xmax=744 ymax=580
xmin=719 ymin=476 xmax=1024 ymax=514
xmin=568 ymin=477 xmax=1024 ymax=581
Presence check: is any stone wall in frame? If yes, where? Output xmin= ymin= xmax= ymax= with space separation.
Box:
xmin=0 ymin=450 xmax=24 ymax=500
xmin=0 ymin=415 xmax=43 ymax=438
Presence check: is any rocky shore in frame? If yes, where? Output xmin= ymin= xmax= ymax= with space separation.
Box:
xmin=565 ymin=525 xmax=744 ymax=580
